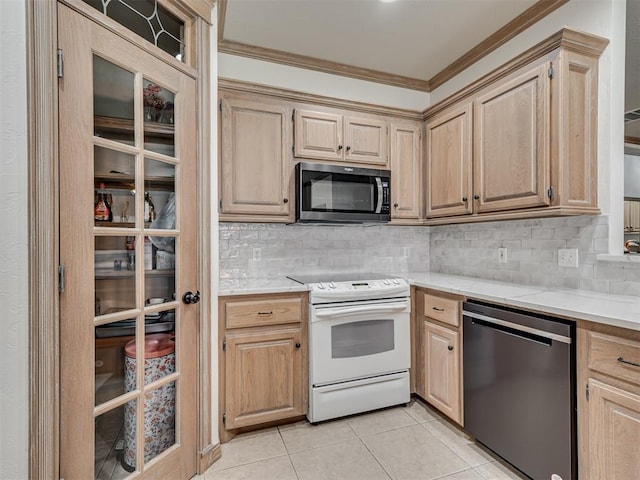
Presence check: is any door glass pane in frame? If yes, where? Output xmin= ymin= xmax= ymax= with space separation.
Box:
xmin=95 ymin=402 xmax=134 ymax=480
xmin=94 ymin=147 xmax=137 ymax=226
xmin=142 ymin=331 xmax=175 ymax=386
xmin=95 ymin=236 xmax=137 ymax=312
xmin=93 ymin=56 xmax=135 ymax=145
xmin=144 ymin=158 xmax=176 ymax=229
xmin=143 ymin=80 xmax=175 ymax=156
xmin=95 ymin=322 xmax=137 ymax=406
xmin=145 ymin=236 xmax=176 ymax=301
xmin=331 ymin=319 xmax=395 ymax=358
xmin=83 ymin=0 xmax=185 ymax=61
xmin=144 ymin=380 xmax=176 ymax=464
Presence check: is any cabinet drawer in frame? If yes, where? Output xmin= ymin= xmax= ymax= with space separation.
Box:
xmin=226 ymin=297 xmax=302 ymax=329
xmin=423 ymin=294 xmax=459 ymax=327
xmin=588 ymin=332 xmax=640 ymax=386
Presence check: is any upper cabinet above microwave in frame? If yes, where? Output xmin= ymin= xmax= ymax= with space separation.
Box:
xmin=293 ymin=109 xmax=389 ymax=166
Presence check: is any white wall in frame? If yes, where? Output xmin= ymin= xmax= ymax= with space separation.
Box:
xmin=218 ymin=53 xmax=429 ymax=111
xmin=0 ymin=0 xmax=29 ymax=478
xmin=430 ymin=0 xmax=626 ymax=255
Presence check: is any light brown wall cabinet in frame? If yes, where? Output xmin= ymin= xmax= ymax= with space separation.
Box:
xmin=390 ymin=122 xmax=423 ymax=222
xmin=219 ymin=292 xmax=308 ymax=442
xmin=294 ymin=108 xmax=389 ymax=166
xmin=219 ymin=95 xmax=293 ymax=222
xmin=577 ymin=326 xmax=640 ymax=480
xmin=624 ymin=200 xmax=640 ymax=232
xmin=425 ymin=29 xmax=608 ymax=225
xmin=414 ymin=288 xmax=463 ymax=425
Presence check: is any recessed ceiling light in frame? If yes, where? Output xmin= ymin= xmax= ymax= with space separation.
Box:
xmin=378 ymin=0 xmax=398 ymax=3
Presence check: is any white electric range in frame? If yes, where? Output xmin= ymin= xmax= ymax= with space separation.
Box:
xmin=287 ymin=272 xmax=411 ymax=423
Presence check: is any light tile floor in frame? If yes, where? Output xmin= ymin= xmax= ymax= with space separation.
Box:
xmin=197 ymin=399 xmax=529 ymax=480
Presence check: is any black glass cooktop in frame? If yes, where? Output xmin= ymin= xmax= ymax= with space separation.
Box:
xmin=287 ymin=272 xmax=395 ymax=284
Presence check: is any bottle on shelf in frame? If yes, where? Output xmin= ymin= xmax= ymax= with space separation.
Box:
xmin=94 ymin=183 xmax=112 ymax=222
xmin=144 ymin=192 xmax=156 ymax=223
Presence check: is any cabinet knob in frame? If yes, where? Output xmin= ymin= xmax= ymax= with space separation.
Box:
xmin=295 ymin=342 xmax=301 ymax=349
xmin=462 ymin=197 xmax=468 ymax=202
xmin=394 ymin=203 xmax=399 ymax=208
xmin=474 ymin=194 xmax=480 ymax=200
xmin=182 ymin=290 xmax=200 ymax=305
xmin=346 ymin=146 xmax=351 ymax=151
xmin=337 ymin=145 xmax=343 ymax=150
xmin=448 ymin=345 xmax=454 ymax=351
xmin=283 ymin=198 xmax=289 ymax=204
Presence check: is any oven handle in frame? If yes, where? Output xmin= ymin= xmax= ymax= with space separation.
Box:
xmin=314 ymin=301 xmax=408 ymax=320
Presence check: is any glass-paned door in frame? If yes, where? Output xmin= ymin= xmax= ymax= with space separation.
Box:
xmin=58 ymin=4 xmax=197 ymax=479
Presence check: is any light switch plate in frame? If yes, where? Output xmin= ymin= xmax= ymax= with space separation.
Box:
xmin=252 ymin=247 xmax=261 ymax=262
xmin=498 ymin=247 xmax=507 ymax=263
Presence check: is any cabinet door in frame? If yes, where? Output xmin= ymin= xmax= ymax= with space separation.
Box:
xmin=225 ymin=328 xmax=304 ymax=429
xmin=344 ymin=116 xmax=388 ymax=165
xmin=425 ymin=102 xmax=473 ymax=217
xmin=474 ymin=62 xmax=551 ymax=213
xmin=424 ymin=321 xmax=461 ymax=424
xmin=294 ymin=109 xmax=343 ymax=161
xmin=631 ymin=201 xmax=640 ymax=232
xmin=624 ymin=200 xmax=632 ymax=231
xmin=589 ymin=379 xmax=640 ymax=480
xmin=390 ymin=123 xmax=422 ymax=220
xmin=221 ymin=97 xmax=292 ymax=218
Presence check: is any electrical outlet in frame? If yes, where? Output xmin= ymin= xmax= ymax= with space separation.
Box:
xmin=558 ymin=248 xmax=579 ymax=268
xmin=498 ymin=247 xmax=508 ymax=263
xmin=252 ymin=247 xmax=261 ymax=262
xmin=403 ymin=247 xmax=409 ymax=258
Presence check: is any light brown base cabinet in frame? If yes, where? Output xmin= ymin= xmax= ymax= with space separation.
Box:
xmin=413 ymin=288 xmax=464 ymax=426
xmin=577 ymin=323 xmax=640 ymax=480
xmin=219 ymin=292 xmax=309 ymax=442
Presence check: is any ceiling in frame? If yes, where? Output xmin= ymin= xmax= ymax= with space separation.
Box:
xmin=218 ymin=0 xmax=569 ymax=92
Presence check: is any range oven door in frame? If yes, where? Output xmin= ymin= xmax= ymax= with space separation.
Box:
xmin=310 ymin=299 xmax=410 ymax=386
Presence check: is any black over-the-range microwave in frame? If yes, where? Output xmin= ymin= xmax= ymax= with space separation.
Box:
xmin=295 ymin=161 xmax=391 ymax=224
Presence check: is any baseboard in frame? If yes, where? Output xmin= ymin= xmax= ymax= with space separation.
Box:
xmin=198 ymin=443 xmax=222 ymax=474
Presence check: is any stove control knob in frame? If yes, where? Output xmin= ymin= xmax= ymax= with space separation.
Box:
xmin=383 ymin=279 xmax=391 ymax=285
xmin=317 ymin=283 xmax=326 ymax=290
xmin=329 ymin=282 xmax=336 ymax=289
xmin=393 ymin=279 xmax=400 ymax=285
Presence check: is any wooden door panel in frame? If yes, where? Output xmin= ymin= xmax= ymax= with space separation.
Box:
xmin=426 ymin=102 xmax=473 ymax=217
xmin=424 ymin=321 xmax=461 ymax=424
xmin=345 ymin=117 xmax=388 ymax=165
xmin=221 ymin=98 xmax=291 ymax=216
xmin=589 ymin=380 xmax=640 ymax=480
xmin=59 ymin=5 xmax=197 ymax=479
xmin=390 ymin=123 xmax=421 ymax=220
xmin=474 ymin=63 xmax=551 ymax=213
xmin=294 ymin=109 xmax=342 ymax=160
xmin=225 ymin=328 xmax=304 ymax=429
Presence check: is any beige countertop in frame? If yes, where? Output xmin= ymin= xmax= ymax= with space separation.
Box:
xmin=219 ymin=273 xmax=640 ymax=332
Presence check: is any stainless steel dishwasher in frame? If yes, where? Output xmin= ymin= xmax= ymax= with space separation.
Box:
xmin=463 ymin=301 xmax=576 ymax=480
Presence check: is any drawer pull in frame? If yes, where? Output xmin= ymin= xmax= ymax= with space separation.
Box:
xmin=617 ymin=356 xmax=640 ymax=368
xmin=258 ymin=311 xmax=273 ymax=316
xmin=432 ymin=307 xmax=445 ymax=312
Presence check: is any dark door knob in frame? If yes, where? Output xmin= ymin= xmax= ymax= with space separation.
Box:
xmin=346 ymin=146 xmax=351 ymax=151
xmin=448 ymin=345 xmax=454 ymax=351
xmin=474 ymin=194 xmax=480 ymax=200
xmin=182 ymin=290 xmax=200 ymax=304
xmin=295 ymin=342 xmax=301 ymax=349
xmin=462 ymin=197 xmax=468 ymax=202
xmin=283 ymin=198 xmax=289 ymax=204
xmin=394 ymin=203 xmax=399 ymax=208
xmin=337 ymin=145 xmax=343 ymax=150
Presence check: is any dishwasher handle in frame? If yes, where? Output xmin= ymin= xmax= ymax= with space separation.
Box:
xmin=463 ymin=311 xmax=572 ymax=345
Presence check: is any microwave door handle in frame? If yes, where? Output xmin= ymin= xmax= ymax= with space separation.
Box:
xmin=314 ymin=302 xmax=408 ymax=319
xmin=375 ymin=177 xmax=383 ymax=214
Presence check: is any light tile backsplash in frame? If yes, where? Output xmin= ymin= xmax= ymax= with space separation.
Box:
xmin=219 ymin=223 xmax=430 ymax=286
xmin=430 ymin=215 xmax=640 ymax=296
xmin=220 ymin=216 xmax=640 ymax=296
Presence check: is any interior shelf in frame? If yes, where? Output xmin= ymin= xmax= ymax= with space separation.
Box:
xmin=94 ymin=114 xmax=174 ymax=138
